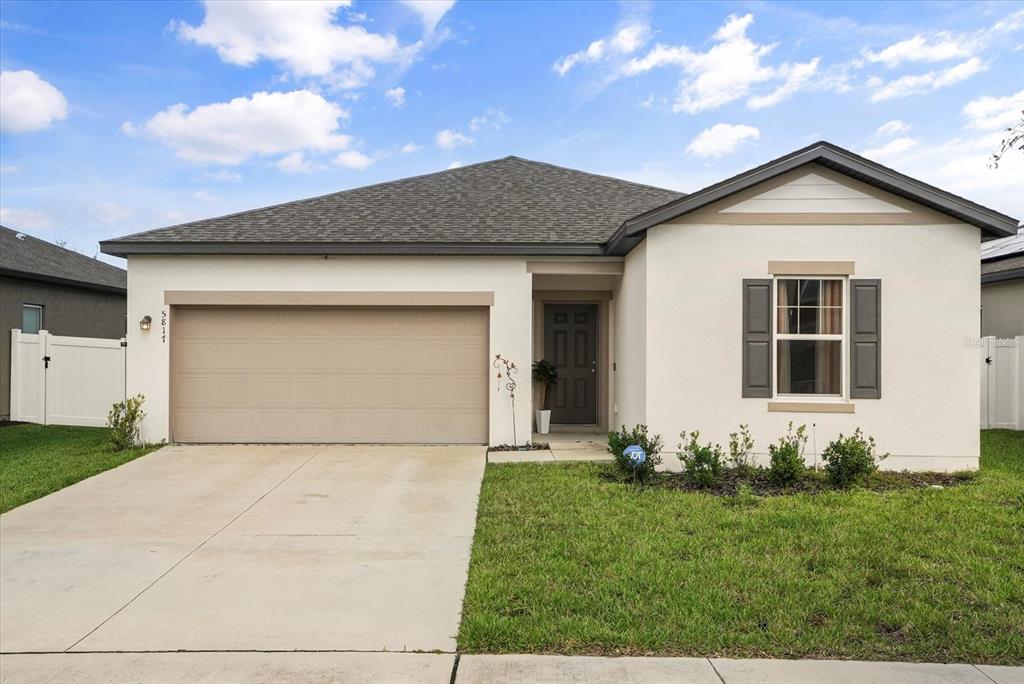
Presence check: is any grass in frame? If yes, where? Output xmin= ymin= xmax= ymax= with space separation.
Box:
xmin=0 ymin=424 xmax=162 ymax=513
xmin=458 ymin=430 xmax=1024 ymax=664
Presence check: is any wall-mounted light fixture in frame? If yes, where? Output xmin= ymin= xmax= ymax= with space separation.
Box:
xmin=140 ymin=315 xmax=152 ymax=332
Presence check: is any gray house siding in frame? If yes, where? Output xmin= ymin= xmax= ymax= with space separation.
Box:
xmin=0 ymin=275 xmax=126 ymax=419
xmin=981 ymin=279 xmax=1024 ymax=338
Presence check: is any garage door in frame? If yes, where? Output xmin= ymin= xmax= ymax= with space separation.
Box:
xmin=171 ymin=306 xmax=488 ymax=444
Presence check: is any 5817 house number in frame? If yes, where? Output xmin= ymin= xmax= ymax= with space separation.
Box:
xmin=161 ymin=310 xmax=167 ymax=343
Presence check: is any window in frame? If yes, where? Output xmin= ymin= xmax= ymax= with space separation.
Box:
xmin=775 ymin=278 xmax=843 ymax=396
xmin=22 ymin=304 xmax=43 ymax=334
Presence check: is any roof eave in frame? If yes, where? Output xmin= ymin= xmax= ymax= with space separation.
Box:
xmin=620 ymin=143 xmax=1019 ymax=240
xmin=982 ymin=267 xmax=1024 ymax=284
xmin=99 ymin=240 xmax=609 ymax=258
xmin=0 ymin=267 xmax=127 ymax=295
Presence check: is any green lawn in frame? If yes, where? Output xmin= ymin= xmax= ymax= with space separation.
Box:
xmin=0 ymin=424 xmax=162 ymax=513
xmin=459 ymin=430 xmax=1024 ymax=664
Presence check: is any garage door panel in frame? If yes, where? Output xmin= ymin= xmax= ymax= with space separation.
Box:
xmin=171 ymin=306 xmax=488 ymax=443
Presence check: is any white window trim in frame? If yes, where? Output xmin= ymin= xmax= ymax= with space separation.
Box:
xmin=772 ymin=277 xmax=849 ymax=401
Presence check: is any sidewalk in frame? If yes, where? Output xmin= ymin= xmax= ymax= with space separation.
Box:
xmin=2 ymin=652 xmax=1020 ymax=683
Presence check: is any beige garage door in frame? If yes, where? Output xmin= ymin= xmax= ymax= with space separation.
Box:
xmin=171 ymin=306 xmax=489 ymax=444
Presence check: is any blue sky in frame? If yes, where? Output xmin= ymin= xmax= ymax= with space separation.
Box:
xmin=1 ymin=0 xmax=1022 ymax=264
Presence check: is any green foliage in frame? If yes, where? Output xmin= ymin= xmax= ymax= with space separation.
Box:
xmin=725 ymin=481 xmax=760 ymax=508
xmin=607 ymin=424 xmax=663 ymax=482
xmin=768 ymin=422 xmax=807 ymax=486
xmin=822 ymin=428 xmax=887 ymax=488
xmin=677 ymin=430 xmax=725 ymax=487
xmin=531 ymin=359 xmax=559 ymax=410
xmin=728 ymin=424 xmax=756 ymax=473
xmin=107 ymin=394 xmax=146 ymax=452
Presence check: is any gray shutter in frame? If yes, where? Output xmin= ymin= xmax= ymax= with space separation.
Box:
xmin=850 ymin=279 xmax=881 ymax=399
xmin=742 ymin=279 xmax=772 ymax=398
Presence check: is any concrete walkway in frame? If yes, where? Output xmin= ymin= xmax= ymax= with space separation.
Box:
xmin=2 ymin=653 xmax=1019 ymax=683
xmin=491 ymin=432 xmax=683 ymax=471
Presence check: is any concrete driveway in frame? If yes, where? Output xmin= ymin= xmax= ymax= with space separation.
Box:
xmin=0 ymin=444 xmax=485 ymax=656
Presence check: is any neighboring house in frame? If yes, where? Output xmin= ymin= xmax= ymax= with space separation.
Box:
xmin=980 ymin=227 xmax=1024 ymax=338
xmin=1 ymin=226 xmax=127 ymax=420
xmin=100 ymin=141 xmax=1018 ymax=471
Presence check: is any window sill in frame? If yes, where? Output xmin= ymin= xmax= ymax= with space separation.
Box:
xmin=767 ymin=401 xmax=855 ymax=414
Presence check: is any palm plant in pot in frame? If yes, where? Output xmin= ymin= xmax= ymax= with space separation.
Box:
xmin=532 ymin=359 xmax=558 ymax=435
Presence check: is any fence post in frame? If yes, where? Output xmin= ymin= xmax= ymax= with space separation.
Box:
xmin=1017 ymin=336 xmax=1024 ymax=431
xmin=38 ymin=330 xmax=49 ymax=425
xmin=9 ymin=329 xmax=21 ymax=421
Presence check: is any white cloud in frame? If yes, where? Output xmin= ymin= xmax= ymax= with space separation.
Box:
xmin=685 ymin=123 xmax=760 ymax=159
xmin=0 ymin=70 xmax=68 ymax=133
xmin=88 ymin=201 xmax=134 ymax=224
xmin=173 ymin=1 xmax=416 ymax=89
xmin=400 ymin=142 xmax=422 ymax=153
xmin=193 ymin=189 xmax=218 ymax=201
xmin=447 ymin=160 xmax=463 ymax=169
xmin=468 ymin=107 xmax=509 ymax=132
xmin=962 ymin=90 xmax=1024 ymax=131
xmin=401 ymin=0 xmax=456 ymax=34
xmin=385 ymin=86 xmax=406 ymax=107
xmin=554 ymin=21 xmax=650 ymax=76
xmin=0 ymin=207 xmax=52 ymax=230
xmin=436 ymin=128 xmax=474 ymax=149
xmin=333 ymin=149 xmax=374 ymax=169
xmin=870 ymin=57 xmax=986 ymax=102
xmin=861 ymin=137 xmax=918 ymax=160
xmin=618 ymin=14 xmax=820 ymax=114
xmin=276 ymin=151 xmax=314 ymax=174
xmin=202 ymin=169 xmax=242 ymax=182
xmin=863 ymin=33 xmax=971 ymax=68
xmin=131 ymin=90 xmax=352 ymax=165
xmin=876 ymin=120 xmax=910 ymax=137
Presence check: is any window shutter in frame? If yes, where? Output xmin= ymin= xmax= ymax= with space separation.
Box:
xmin=850 ymin=279 xmax=881 ymax=399
xmin=742 ymin=279 xmax=772 ymax=398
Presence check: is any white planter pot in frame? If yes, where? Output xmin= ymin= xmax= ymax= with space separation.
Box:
xmin=536 ymin=410 xmax=551 ymax=435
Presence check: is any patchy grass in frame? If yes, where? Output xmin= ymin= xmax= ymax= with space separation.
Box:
xmin=0 ymin=424 xmax=161 ymax=513
xmin=458 ymin=430 xmax=1024 ymax=663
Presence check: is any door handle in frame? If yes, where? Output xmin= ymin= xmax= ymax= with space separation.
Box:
xmin=591 ymin=361 xmax=597 ymax=374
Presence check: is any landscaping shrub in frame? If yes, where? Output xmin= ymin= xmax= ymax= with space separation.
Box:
xmin=677 ymin=430 xmax=725 ymax=487
xmin=768 ymin=422 xmax=808 ymax=486
xmin=608 ymin=424 xmax=663 ymax=481
xmin=821 ymin=428 xmax=887 ymax=487
xmin=728 ymin=424 xmax=756 ymax=474
xmin=107 ymin=394 xmax=146 ymax=451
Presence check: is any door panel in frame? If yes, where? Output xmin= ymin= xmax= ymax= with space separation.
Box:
xmin=544 ymin=304 xmax=598 ymax=424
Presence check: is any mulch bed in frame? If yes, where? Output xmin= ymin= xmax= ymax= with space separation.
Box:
xmin=488 ymin=442 xmax=550 ymax=452
xmin=603 ymin=466 xmax=975 ymax=496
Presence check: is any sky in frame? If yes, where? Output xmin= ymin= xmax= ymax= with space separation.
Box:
xmin=1 ymin=0 xmax=1022 ymax=265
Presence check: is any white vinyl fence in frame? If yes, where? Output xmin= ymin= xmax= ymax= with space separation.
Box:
xmin=980 ymin=335 xmax=1024 ymax=431
xmin=9 ymin=329 xmax=126 ymax=427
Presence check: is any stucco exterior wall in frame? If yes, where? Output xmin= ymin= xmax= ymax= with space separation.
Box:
xmin=0 ymin=275 xmax=126 ymax=419
xmin=612 ymin=241 xmax=646 ymax=429
xmin=126 ymin=255 xmax=533 ymax=445
xmin=981 ymin=279 xmax=1024 ymax=338
xmin=643 ymin=222 xmax=981 ymax=471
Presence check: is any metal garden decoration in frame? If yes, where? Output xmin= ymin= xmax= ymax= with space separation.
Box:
xmin=493 ymin=354 xmax=519 ymax=447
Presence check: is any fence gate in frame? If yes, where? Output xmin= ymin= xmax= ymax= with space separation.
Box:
xmin=9 ymin=329 xmax=126 ymax=427
xmin=980 ymin=335 xmax=1024 ymax=430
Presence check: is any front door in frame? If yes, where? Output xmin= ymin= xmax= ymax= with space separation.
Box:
xmin=544 ymin=304 xmax=598 ymax=424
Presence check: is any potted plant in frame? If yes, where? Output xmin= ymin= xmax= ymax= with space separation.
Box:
xmin=531 ymin=359 xmax=558 ymax=435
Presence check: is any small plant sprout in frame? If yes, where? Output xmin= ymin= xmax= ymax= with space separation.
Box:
xmin=493 ymin=354 xmax=520 ymax=447
xmin=727 ymin=424 xmax=755 ymax=473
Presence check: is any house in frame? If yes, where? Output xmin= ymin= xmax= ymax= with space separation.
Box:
xmin=1 ymin=226 xmax=127 ymax=420
xmin=980 ymin=227 xmax=1023 ymax=338
xmin=100 ymin=142 xmax=1018 ymax=471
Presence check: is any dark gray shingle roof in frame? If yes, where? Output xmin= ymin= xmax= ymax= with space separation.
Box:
xmin=982 ymin=254 xmax=1024 ymax=276
xmin=102 ymin=157 xmax=683 ymax=255
xmin=1 ymin=226 xmax=127 ymax=292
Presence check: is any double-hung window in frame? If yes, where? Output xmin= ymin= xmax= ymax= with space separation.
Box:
xmin=775 ymin=278 xmax=843 ymax=397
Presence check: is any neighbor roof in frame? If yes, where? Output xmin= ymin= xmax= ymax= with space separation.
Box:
xmin=608 ymin=141 xmax=1018 ymax=254
xmin=101 ymin=142 xmax=1019 ymax=259
xmin=1 ymin=226 xmax=127 ymax=293
xmin=100 ymin=157 xmax=683 ymax=257
xmin=981 ymin=228 xmax=1024 ymax=284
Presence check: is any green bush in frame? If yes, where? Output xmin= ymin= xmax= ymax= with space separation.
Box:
xmin=822 ymin=428 xmax=887 ymax=487
xmin=768 ymin=422 xmax=807 ymax=486
xmin=728 ymin=424 xmax=756 ymax=474
xmin=608 ymin=424 xmax=663 ymax=481
xmin=678 ymin=430 xmax=725 ymax=487
xmin=107 ymin=394 xmax=146 ymax=451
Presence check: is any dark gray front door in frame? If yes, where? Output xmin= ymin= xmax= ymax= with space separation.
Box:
xmin=544 ymin=304 xmax=598 ymax=424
